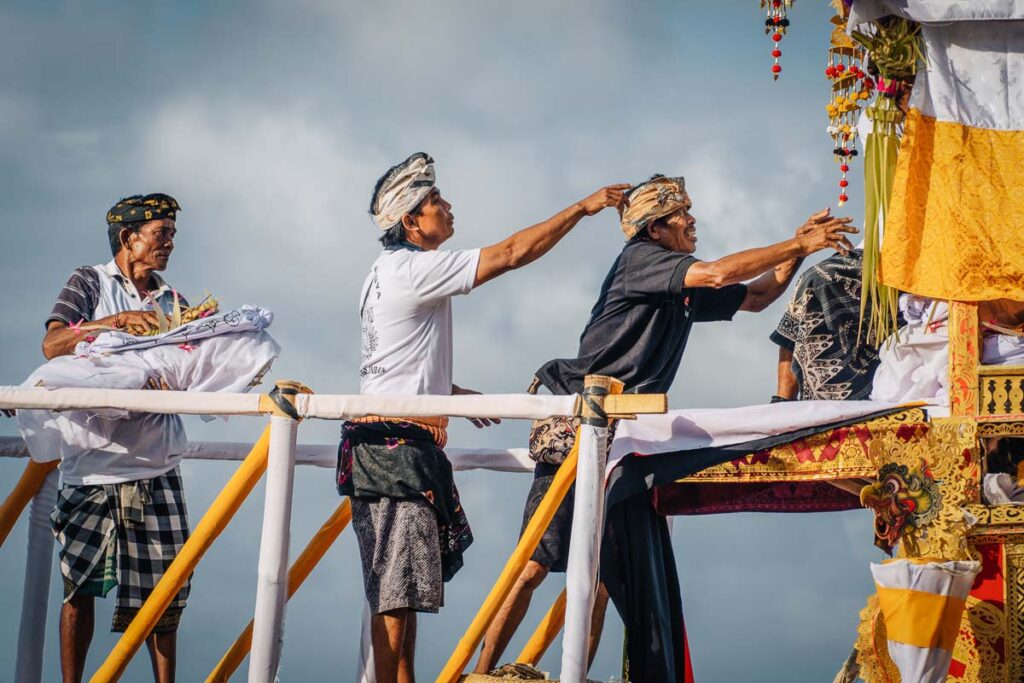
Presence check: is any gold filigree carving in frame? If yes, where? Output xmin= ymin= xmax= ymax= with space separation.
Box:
xmin=1006 ymin=544 xmax=1024 ymax=683
xmin=949 ymin=596 xmax=1008 ymax=683
xmin=854 ymin=595 xmax=902 ymax=683
xmin=977 ymin=419 xmax=1024 ymax=437
xmin=967 ymin=504 xmax=1024 ymax=531
xmin=866 ymin=418 xmax=980 ymax=560
xmin=949 ymin=301 xmax=980 ymax=416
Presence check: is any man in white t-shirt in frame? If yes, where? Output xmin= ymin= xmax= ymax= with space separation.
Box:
xmin=337 ymin=152 xmax=628 ymax=683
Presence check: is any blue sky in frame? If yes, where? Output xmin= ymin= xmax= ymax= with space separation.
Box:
xmin=0 ymin=1 xmax=888 ymax=681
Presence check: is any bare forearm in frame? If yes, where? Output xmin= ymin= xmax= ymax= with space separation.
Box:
xmin=504 ymin=203 xmax=586 ymax=267
xmin=41 ymin=313 xmax=121 ymax=359
xmin=686 ymin=239 xmax=804 ymax=289
xmin=42 ymin=327 xmax=83 ymax=359
xmin=740 ymin=257 xmax=804 ymax=312
xmin=475 ymin=203 xmax=586 ymax=286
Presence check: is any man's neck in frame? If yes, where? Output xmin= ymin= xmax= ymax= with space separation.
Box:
xmin=114 ymin=254 xmax=154 ymax=293
xmin=403 ymin=235 xmax=434 ymax=251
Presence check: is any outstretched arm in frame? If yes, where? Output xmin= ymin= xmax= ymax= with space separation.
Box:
xmin=683 ymin=208 xmax=856 ymax=292
xmin=474 ymin=184 xmax=631 ymax=287
xmin=739 ymin=257 xmax=804 ymax=312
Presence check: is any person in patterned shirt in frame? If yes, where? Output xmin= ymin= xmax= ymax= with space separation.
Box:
xmin=770 ymin=249 xmax=881 ymax=401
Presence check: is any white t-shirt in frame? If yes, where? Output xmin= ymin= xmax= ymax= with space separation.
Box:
xmin=359 ymin=246 xmax=480 ymax=396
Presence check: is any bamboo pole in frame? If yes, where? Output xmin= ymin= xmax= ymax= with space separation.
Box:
xmin=0 ymin=459 xmax=59 ymax=548
xmin=517 ymin=588 xmax=567 ymax=666
xmin=561 ymin=375 xmax=619 ymax=683
xmin=89 ymin=425 xmax=272 ymax=683
xmin=207 ymin=498 xmax=352 ymax=682
xmin=436 ymin=436 xmax=581 ymax=683
xmin=15 ymin=466 xmax=59 ymax=683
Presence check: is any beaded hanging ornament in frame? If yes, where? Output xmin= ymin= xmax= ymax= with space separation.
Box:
xmin=824 ymin=45 xmax=872 ymax=206
xmin=762 ymin=0 xmax=793 ymax=79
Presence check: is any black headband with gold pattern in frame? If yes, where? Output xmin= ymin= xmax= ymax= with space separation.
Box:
xmin=106 ymin=193 xmax=181 ymax=225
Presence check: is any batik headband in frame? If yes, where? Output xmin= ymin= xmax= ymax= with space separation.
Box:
xmin=620 ymin=175 xmax=687 ymax=240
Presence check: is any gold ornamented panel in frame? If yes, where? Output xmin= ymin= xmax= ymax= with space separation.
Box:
xmin=677 ymin=409 xmax=927 ymax=484
xmin=978 ymin=366 xmax=1024 ymax=416
xmin=1006 ymin=543 xmax=1024 ymax=683
xmin=977 ymin=418 xmax=1024 ymax=438
xmin=949 ymin=301 xmax=980 ymax=417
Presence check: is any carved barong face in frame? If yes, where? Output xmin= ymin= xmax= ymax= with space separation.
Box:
xmin=860 ymin=460 xmax=942 ymax=554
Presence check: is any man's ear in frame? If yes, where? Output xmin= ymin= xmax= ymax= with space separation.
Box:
xmin=401 ymin=213 xmax=418 ymax=233
xmin=119 ymin=228 xmax=134 ymax=251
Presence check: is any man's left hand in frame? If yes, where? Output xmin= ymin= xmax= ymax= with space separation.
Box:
xmin=452 ymin=384 xmax=502 ymax=428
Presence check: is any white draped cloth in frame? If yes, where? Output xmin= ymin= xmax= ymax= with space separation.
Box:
xmin=872 ymin=295 xmax=1024 ymax=404
xmin=18 ymin=327 xmax=280 ymax=469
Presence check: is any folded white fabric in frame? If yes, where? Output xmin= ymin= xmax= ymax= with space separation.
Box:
xmin=608 ymin=399 xmax=908 ymax=467
xmin=982 ymin=472 xmax=1024 ymax=505
xmin=871 ymin=326 xmax=950 ymax=405
xmin=983 ymin=333 xmax=1024 ymax=365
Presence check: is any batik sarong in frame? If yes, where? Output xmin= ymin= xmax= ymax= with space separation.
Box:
xmin=337 ymin=421 xmax=472 ymax=588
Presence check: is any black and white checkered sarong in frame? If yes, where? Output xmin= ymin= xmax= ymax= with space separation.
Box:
xmin=51 ymin=467 xmax=191 ymax=632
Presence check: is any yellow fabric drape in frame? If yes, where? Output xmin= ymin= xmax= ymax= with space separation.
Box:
xmin=875 ymin=584 xmax=965 ymax=651
xmin=881 ymin=108 xmax=1024 ymax=301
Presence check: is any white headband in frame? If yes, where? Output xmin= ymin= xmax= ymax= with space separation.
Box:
xmin=372 ymin=153 xmax=436 ymax=230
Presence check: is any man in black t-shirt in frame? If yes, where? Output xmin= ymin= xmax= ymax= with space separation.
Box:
xmin=474 ymin=174 xmax=857 ymax=675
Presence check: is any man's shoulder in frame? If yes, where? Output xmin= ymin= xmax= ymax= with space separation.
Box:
xmin=802 ymin=250 xmax=863 ymax=287
xmin=62 ymin=265 xmax=101 ymax=288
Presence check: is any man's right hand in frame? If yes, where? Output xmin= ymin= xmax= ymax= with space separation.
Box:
xmin=114 ymin=310 xmax=161 ymax=335
xmin=578 ymin=184 xmax=632 ymax=216
xmin=795 ymin=208 xmax=857 ymax=256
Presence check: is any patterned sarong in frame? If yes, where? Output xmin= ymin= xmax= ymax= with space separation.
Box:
xmin=51 ymin=467 xmax=191 ymax=632
xmin=337 ymin=421 xmax=472 ymax=582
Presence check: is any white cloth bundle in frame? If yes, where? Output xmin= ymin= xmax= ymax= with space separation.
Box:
xmin=76 ymin=305 xmax=273 ymax=355
xmin=872 ymin=293 xmax=1024 ymax=404
xmin=871 ymin=326 xmax=951 ymax=405
xmin=18 ymin=328 xmax=280 ymax=485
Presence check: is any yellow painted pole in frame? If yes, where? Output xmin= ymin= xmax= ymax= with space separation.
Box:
xmin=436 ymin=434 xmax=581 ymax=683
xmin=517 ymin=588 xmax=567 ymax=666
xmin=90 ymin=425 xmax=272 ymax=683
xmin=206 ymin=498 xmax=353 ymax=682
xmin=0 ymin=459 xmax=59 ymax=549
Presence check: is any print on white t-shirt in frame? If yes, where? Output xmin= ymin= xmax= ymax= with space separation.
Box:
xmin=359 ymin=246 xmax=480 ymax=397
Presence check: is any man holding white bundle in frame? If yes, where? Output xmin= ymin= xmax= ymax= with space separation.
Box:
xmin=338 ymin=152 xmax=629 ymax=682
xmin=40 ymin=193 xmax=189 ymax=683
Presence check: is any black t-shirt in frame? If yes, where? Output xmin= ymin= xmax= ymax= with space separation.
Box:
xmin=535 ymin=240 xmax=747 ymax=395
